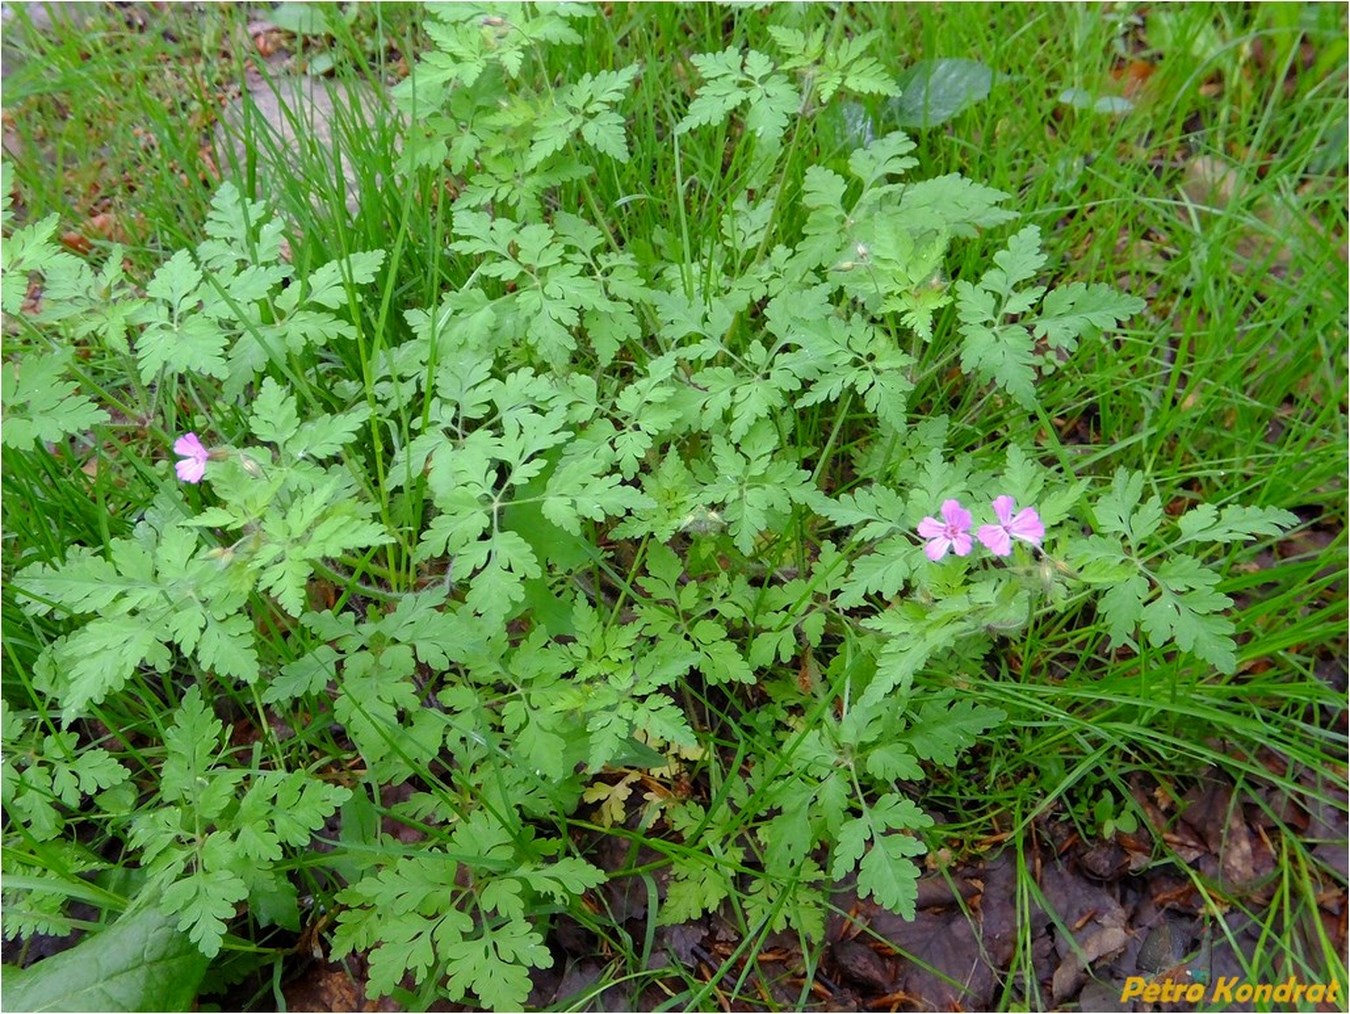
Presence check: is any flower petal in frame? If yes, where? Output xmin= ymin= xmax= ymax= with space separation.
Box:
xmin=940 ymin=499 xmax=971 ymax=531
xmin=176 ymin=458 xmax=206 ymax=483
xmin=990 ymin=495 xmax=1015 ymax=525
xmin=917 ymin=516 xmax=946 ymax=539
xmin=977 ymin=524 xmax=1012 ymax=556
xmin=924 ymin=538 xmax=950 ymax=561
xmin=1008 ymin=508 xmax=1044 ymax=543
xmin=950 ymin=532 xmax=973 ymax=556
xmin=174 ymin=433 xmax=206 ymax=459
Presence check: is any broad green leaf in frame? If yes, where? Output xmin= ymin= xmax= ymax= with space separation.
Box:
xmin=2 ymin=902 xmax=210 ymax=1012
xmin=891 ymin=59 xmax=993 ymax=128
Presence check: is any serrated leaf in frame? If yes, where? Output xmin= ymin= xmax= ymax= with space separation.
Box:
xmin=856 ymin=833 xmax=926 ymax=919
xmin=531 ymin=64 xmax=639 ymax=167
xmin=693 ymin=623 xmax=755 ymax=685
xmin=136 ymin=315 xmax=229 ymax=383
xmin=304 ymin=514 xmax=392 ymax=559
xmin=866 ymin=743 xmax=924 ymax=782
xmin=895 ymin=175 xmax=1016 ymax=237
xmin=161 ymin=686 xmax=224 ymax=802
xmin=862 ymin=601 xmax=968 ymax=707
xmin=197 ymin=613 xmax=260 ymax=684
xmin=53 ymin=746 xmax=129 ymax=806
xmin=839 ymin=536 xmax=913 ymax=607
xmin=249 ymin=377 xmax=301 ymax=447
xmin=1033 ymin=282 xmax=1144 ymax=349
xmin=1099 ymin=572 xmax=1149 ymax=647
xmin=541 ymin=455 xmax=642 ymax=534
xmin=291 ymin=404 xmax=372 ymax=459
xmin=831 ymin=816 xmax=871 ymax=879
xmin=679 ymin=48 xmax=751 ymax=133
xmin=869 ymin=792 xmax=935 ymax=832
xmin=1140 ymin=580 xmax=1237 ymax=673
xmin=660 ymin=856 xmax=734 ymax=925
xmin=957 ymin=310 xmax=1037 ymax=407
xmin=1 ymin=354 xmax=110 ymax=448
xmin=268 ymin=773 xmax=351 ymax=847
xmin=679 ymin=48 xmax=797 ymax=145
xmin=161 ymin=864 xmax=247 ymax=958
xmin=463 ymin=530 xmax=541 ymax=622
xmin=825 ymin=32 xmax=899 ymax=101
xmin=1129 ymin=495 xmax=1164 ymax=542
xmin=16 ymin=548 xmax=126 ymax=617
xmin=301 ymin=251 xmax=386 ymax=310
xmin=1093 ymin=469 xmax=1146 ymax=539
xmin=145 ymin=248 xmax=202 ymax=307
xmin=58 ymin=619 xmax=172 ymax=724
xmin=1175 ymin=503 xmax=1300 ymax=545
xmin=517 ymin=857 xmax=607 ymax=902
xmin=902 ymin=700 xmax=1005 ymax=766
xmin=444 ymin=922 xmax=552 ymax=1010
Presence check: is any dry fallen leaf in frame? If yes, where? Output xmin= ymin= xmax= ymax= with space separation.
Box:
xmin=59 ymin=230 xmax=93 ymax=255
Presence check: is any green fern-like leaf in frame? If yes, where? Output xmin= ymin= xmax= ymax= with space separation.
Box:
xmin=1 ymin=353 xmax=110 ymax=448
xmin=679 ymin=48 xmax=798 ymax=145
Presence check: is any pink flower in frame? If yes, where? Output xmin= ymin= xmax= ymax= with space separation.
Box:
xmin=917 ymin=499 xmax=974 ymax=561
xmin=976 ymin=496 xmax=1044 ymax=556
xmin=173 ymin=432 xmax=210 ymax=483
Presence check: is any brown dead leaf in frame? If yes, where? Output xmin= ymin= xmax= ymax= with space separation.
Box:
xmin=1179 ymin=778 xmax=1233 ymax=855
xmin=1052 ymin=924 xmax=1129 ymax=1002
xmin=1040 ymin=858 xmax=1131 ymax=1003
xmin=1150 ymin=874 xmax=1201 ymax=912
xmin=831 ymin=938 xmax=895 ymax=992
xmin=1111 ymin=59 xmax=1156 ymax=99
xmin=281 ymin=960 xmax=366 ymax=1012
xmin=1218 ymin=804 xmax=1268 ymax=891
xmin=253 ymin=29 xmax=286 ymax=58
xmin=21 ymin=281 xmax=43 ymax=315
xmin=197 ymin=144 xmax=220 ymax=182
xmin=378 ymin=782 xmax=424 ymax=844
xmin=1182 ymin=155 xmax=1242 ymax=209
xmin=59 ymin=230 xmax=93 ymax=255
xmin=868 ymin=904 xmax=996 ymax=1010
xmin=1179 ymin=154 xmax=1313 ymax=273
xmin=1161 ymin=830 xmax=1208 ymax=864
xmin=86 ymin=212 xmax=124 ymax=243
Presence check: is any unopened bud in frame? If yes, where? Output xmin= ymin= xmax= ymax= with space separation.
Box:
xmin=206 ymin=546 xmax=236 ymax=566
